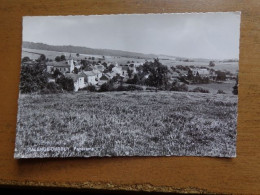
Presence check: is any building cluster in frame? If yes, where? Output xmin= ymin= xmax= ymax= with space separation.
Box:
xmin=46 ymin=55 xmax=141 ymax=91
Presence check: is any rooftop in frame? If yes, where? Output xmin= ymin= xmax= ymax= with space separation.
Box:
xmin=64 ymin=73 xmax=83 ymax=82
xmin=46 ymin=61 xmax=70 ymax=67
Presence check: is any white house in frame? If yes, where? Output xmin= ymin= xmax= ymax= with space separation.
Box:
xmin=64 ymin=73 xmax=85 ymax=92
xmin=92 ymin=69 xmax=102 ymax=80
xmin=94 ymin=64 xmax=105 ymax=72
xmin=82 ymin=71 xmax=98 ymax=85
xmin=191 ymin=68 xmax=210 ymax=77
xmin=112 ymin=66 xmax=123 ymax=75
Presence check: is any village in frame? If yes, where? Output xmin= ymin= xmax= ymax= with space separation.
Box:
xmin=21 ymin=52 xmax=238 ymax=94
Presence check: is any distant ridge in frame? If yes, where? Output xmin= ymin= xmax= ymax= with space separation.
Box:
xmin=22 ymin=41 xmax=158 ymax=59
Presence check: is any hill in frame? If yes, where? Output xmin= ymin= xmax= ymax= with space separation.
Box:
xmin=22 ymin=41 xmax=158 ymax=59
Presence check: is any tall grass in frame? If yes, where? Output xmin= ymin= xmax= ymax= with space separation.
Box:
xmin=15 ymin=91 xmax=237 ymax=158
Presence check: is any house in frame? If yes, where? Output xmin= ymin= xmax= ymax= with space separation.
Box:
xmin=22 ymin=60 xmax=36 ymax=66
xmin=92 ymin=69 xmax=102 ymax=80
xmin=46 ymin=61 xmax=71 ymax=73
xmin=94 ymin=64 xmax=105 ymax=72
xmin=128 ymin=64 xmax=137 ymax=74
xmin=112 ymin=66 xmax=123 ymax=75
xmin=105 ymin=72 xmax=117 ymax=79
xmin=191 ymin=68 xmax=209 ymax=77
xmin=98 ymin=74 xmax=110 ymax=85
xmin=82 ymin=71 xmax=97 ymax=85
xmin=64 ymin=73 xmax=85 ymax=92
xmin=121 ymin=66 xmax=129 ymax=76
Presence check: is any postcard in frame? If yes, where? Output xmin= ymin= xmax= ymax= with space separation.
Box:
xmin=15 ymin=12 xmax=241 ymax=158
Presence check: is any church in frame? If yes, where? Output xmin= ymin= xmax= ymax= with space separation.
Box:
xmin=46 ymin=54 xmax=75 ymax=73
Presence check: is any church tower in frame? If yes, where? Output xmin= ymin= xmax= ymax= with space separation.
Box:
xmin=68 ymin=54 xmax=74 ymax=73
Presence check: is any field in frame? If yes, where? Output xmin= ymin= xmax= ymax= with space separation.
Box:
xmin=22 ymin=48 xmax=239 ymax=74
xmin=188 ymin=81 xmax=236 ymax=95
xmin=22 ymin=48 xmax=148 ymax=65
xmin=160 ymin=58 xmax=239 ymax=74
xmin=15 ymin=91 xmax=238 ymax=158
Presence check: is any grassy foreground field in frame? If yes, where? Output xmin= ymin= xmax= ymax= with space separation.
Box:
xmin=15 ymin=91 xmax=238 ymax=158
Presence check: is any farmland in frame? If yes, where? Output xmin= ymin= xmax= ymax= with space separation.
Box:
xmin=15 ymin=91 xmax=237 ymax=158
xmin=22 ymin=48 xmax=148 ymax=65
xmin=22 ymin=48 xmax=238 ymax=74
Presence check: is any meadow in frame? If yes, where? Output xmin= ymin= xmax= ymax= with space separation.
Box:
xmin=15 ymin=91 xmax=238 ymax=158
xmin=160 ymin=58 xmax=239 ymax=74
xmin=188 ymin=81 xmax=236 ymax=95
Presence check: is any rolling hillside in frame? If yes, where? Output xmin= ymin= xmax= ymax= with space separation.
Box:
xmin=22 ymin=41 xmax=157 ymax=59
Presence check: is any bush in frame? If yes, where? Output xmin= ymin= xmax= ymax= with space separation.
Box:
xmin=146 ymin=87 xmax=156 ymax=91
xmin=216 ymin=71 xmax=226 ymax=81
xmin=87 ymin=85 xmax=96 ymax=92
xmin=41 ymin=82 xmax=62 ymax=94
xmin=22 ymin=56 xmax=30 ymax=63
xmin=56 ymin=76 xmax=74 ymax=91
xmin=232 ymin=77 xmax=238 ymax=95
xmin=60 ymin=55 xmax=66 ymax=61
xmin=170 ymin=81 xmax=188 ymax=92
xmin=190 ymin=87 xmax=209 ymax=93
xmin=127 ymin=85 xmax=143 ymax=91
xmin=116 ymin=85 xmax=128 ymax=91
xmin=217 ymin=90 xmax=225 ymax=94
xmin=209 ymin=61 xmax=215 ymax=67
xmin=55 ymin=56 xmax=61 ymax=62
xmin=99 ymin=83 xmax=113 ymax=92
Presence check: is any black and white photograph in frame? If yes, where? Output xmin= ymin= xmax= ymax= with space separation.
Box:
xmin=15 ymin=12 xmax=240 ymax=158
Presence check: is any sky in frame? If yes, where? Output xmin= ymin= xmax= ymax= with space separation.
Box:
xmin=23 ymin=12 xmax=241 ymax=60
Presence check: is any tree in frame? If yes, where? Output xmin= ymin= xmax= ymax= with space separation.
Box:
xmin=232 ymin=76 xmax=238 ymax=95
xmin=144 ymin=59 xmax=169 ymax=89
xmin=55 ymin=56 xmax=61 ymax=62
xmin=74 ymin=67 xmax=79 ymax=74
xmin=53 ymin=69 xmax=62 ymax=78
xmin=209 ymin=61 xmax=215 ymax=67
xmin=60 ymin=55 xmax=66 ymax=61
xmin=56 ymin=76 xmax=74 ymax=91
xmin=126 ymin=74 xmax=140 ymax=84
xmin=37 ymin=54 xmax=46 ymax=62
xmin=19 ymin=63 xmax=48 ymax=93
xmin=170 ymin=81 xmax=188 ymax=92
xmin=99 ymin=82 xmax=114 ymax=92
xmin=22 ymin=56 xmax=30 ymax=63
xmin=187 ymin=69 xmax=193 ymax=80
xmin=108 ymin=64 xmax=115 ymax=71
xmin=102 ymin=62 xmax=108 ymax=68
xmin=216 ymin=71 xmax=226 ymax=81
xmin=127 ymin=68 xmax=133 ymax=78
